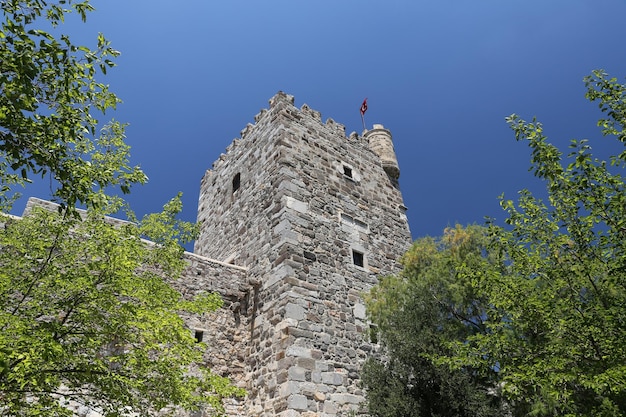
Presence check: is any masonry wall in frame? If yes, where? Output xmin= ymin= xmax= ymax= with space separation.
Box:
xmin=177 ymin=253 xmax=250 ymax=386
xmin=194 ymin=92 xmax=412 ymax=416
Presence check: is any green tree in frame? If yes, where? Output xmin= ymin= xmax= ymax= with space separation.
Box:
xmin=364 ymin=70 xmax=626 ymax=417
xmin=0 ymin=1 xmax=245 ymax=414
xmin=0 ymin=0 xmax=146 ymax=210
xmin=0 ymin=196 xmax=244 ymax=416
xmin=362 ymin=225 xmax=506 ymax=417
xmin=454 ymin=70 xmax=626 ymax=416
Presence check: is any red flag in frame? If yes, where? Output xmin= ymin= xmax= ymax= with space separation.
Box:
xmin=360 ymin=98 xmax=368 ymax=116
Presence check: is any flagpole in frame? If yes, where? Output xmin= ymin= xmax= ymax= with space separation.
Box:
xmin=360 ymin=98 xmax=368 ymax=132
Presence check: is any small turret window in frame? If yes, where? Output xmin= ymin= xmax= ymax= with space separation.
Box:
xmin=337 ymin=162 xmax=360 ymax=182
xmin=232 ymin=173 xmax=241 ymax=193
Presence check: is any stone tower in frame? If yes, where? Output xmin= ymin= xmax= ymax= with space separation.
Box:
xmin=194 ymin=92 xmax=412 ymax=416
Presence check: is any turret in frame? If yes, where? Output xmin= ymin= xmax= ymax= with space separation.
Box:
xmin=364 ymin=124 xmax=400 ymax=180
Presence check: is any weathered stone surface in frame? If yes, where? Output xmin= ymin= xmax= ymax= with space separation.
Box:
xmin=189 ymin=93 xmax=411 ymax=416
xmin=288 ymin=394 xmax=308 ymax=411
xmin=285 ymin=303 xmax=306 ymax=320
xmin=288 ymin=366 xmax=307 ymax=382
xmin=330 ymin=393 xmax=364 ymax=405
xmin=321 ymin=372 xmax=344 ymax=386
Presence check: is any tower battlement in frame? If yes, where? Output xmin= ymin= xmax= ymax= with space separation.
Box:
xmin=210 ymin=92 xmax=397 ymax=180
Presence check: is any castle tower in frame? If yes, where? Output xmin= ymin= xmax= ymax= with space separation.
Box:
xmin=194 ymin=92 xmax=412 ymax=416
xmin=363 ymin=124 xmax=400 ymax=183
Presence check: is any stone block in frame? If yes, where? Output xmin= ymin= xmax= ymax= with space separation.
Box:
xmin=265 ymin=264 xmax=294 ymax=289
xmin=274 ymin=401 xmax=292 ymax=415
xmin=323 ymin=401 xmax=338 ymax=414
xmin=277 ymin=356 xmax=294 ymax=370
xmin=285 ymin=302 xmax=306 ymax=320
xmin=329 ymin=393 xmax=364 ymax=404
xmin=300 ymin=381 xmax=317 ymax=397
xmin=288 ymin=327 xmax=315 ymax=339
xmin=288 ymin=366 xmax=307 ymax=381
xmin=311 ymin=370 xmax=322 ymax=383
xmin=315 ymin=361 xmax=329 ymax=372
xmin=295 ymin=357 xmax=316 ymax=370
xmin=353 ymin=302 xmax=366 ymax=320
xmin=321 ymin=372 xmax=344 ymax=386
xmin=276 ymin=369 xmax=288 ymax=384
xmin=288 ymin=394 xmax=308 ymax=411
xmin=285 ymin=196 xmax=309 ymax=214
xmin=286 ymin=345 xmax=312 ymax=358
xmin=314 ymin=392 xmax=326 ymax=401
xmin=279 ymin=381 xmax=301 ymax=397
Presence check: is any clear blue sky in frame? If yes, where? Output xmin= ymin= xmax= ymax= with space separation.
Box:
xmin=17 ymin=0 xmax=626 ymax=242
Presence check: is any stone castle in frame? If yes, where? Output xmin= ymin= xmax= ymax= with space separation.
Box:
xmin=185 ymin=91 xmax=412 ymax=416
xmin=25 ymin=91 xmax=412 ymax=416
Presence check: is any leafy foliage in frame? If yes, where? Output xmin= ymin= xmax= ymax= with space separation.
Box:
xmin=0 ymin=0 xmax=146 ymax=210
xmin=463 ymin=70 xmax=626 ymax=416
xmin=362 ymin=225 xmax=507 ymax=417
xmin=0 ymin=1 xmax=245 ymax=414
xmin=364 ymin=70 xmax=626 ymax=417
xmin=0 ymin=196 xmax=244 ymax=416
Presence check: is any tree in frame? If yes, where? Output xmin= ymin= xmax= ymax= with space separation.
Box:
xmin=455 ymin=70 xmax=626 ymax=416
xmin=0 ymin=196 xmax=244 ymax=416
xmin=0 ymin=1 xmax=245 ymax=414
xmin=364 ymin=70 xmax=626 ymax=417
xmin=0 ymin=0 xmax=146 ymax=210
xmin=362 ymin=225 xmax=507 ymax=417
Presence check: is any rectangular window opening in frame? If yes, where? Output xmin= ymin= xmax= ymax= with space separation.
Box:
xmin=352 ymin=250 xmax=364 ymax=267
xmin=370 ymin=324 xmax=378 ymax=344
xmin=343 ymin=165 xmax=353 ymax=178
xmin=194 ymin=330 xmax=204 ymax=343
xmin=232 ymin=173 xmax=241 ymax=193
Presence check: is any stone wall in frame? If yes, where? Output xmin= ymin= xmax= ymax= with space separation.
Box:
xmin=177 ymin=252 xmax=250 ymax=389
xmin=194 ymin=92 xmax=412 ymax=416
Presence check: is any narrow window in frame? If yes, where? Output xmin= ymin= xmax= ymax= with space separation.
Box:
xmin=352 ymin=250 xmax=364 ymax=267
xmin=370 ymin=324 xmax=379 ymax=343
xmin=194 ymin=330 xmax=204 ymax=343
xmin=343 ymin=165 xmax=353 ymax=179
xmin=232 ymin=173 xmax=241 ymax=193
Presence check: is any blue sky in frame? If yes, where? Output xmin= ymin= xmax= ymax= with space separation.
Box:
xmin=16 ymin=0 xmax=626 ymax=242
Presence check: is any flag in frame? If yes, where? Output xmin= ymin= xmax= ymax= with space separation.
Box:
xmin=360 ymin=98 xmax=368 ymax=116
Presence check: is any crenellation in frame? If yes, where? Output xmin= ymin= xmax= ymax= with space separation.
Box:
xmin=323 ymin=118 xmax=346 ymax=137
xmin=299 ymin=104 xmax=322 ymax=122
xmin=269 ymin=91 xmax=295 ymax=108
xmin=255 ymin=108 xmax=269 ymax=123
xmin=241 ymin=123 xmax=255 ymax=140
